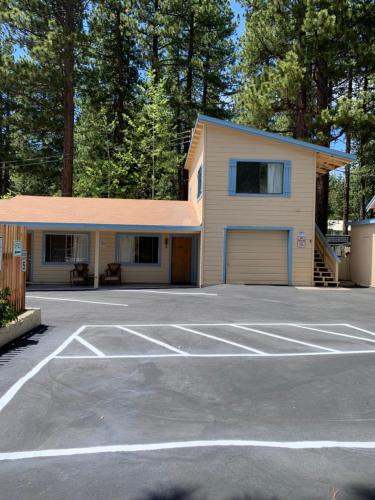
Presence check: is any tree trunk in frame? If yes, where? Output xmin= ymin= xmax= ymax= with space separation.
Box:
xmin=186 ymin=11 xmax=195 ymax=114
xmin=343 ymin=74 xmax=352 ymax=235
xmin=152 ymin=0 xmax=159 ymax=81
xmin=201 ymin=54 xmax=209 ymax=114
xmin=113 ymin=6 xmax=125 ymax=145
xmin=61 ymin=7 xmax=75 ymax=197
xmin=315 ymin=62 xmax=331 ymax=234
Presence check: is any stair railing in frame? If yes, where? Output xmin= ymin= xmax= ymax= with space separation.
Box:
xmin=315 ymin=224 xmax=341 ymax=283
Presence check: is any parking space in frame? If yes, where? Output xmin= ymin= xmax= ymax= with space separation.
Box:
xmin=1 ymin=286 xmax=375 ymax=499
xmin=56 ymin=323 xmax=375 ymax=358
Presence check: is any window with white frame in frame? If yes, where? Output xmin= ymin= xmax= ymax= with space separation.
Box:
xmin=117 ymin=235 xmax=160 ymax=265
xmin=44 ymin=233 xmax=89 ymax=263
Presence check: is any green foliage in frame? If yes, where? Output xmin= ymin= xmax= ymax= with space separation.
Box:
xmin=328 ymin=174 xmax=343 ymax=220
xmin=0 ymin=288 xmax=18 ymax=327
xmin=117 ymin=71 xmax=182 ymax=199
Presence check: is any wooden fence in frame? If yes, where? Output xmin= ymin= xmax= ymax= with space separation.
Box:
xmin=0 ymin=224 xmax=26 ymax=311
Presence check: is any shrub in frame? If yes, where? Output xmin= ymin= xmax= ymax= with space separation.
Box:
xmin=0 ymin=288 xmax=18 ymax=327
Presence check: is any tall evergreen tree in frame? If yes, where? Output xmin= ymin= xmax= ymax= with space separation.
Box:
xmin=1 ymin=0 xmax=87 ymax=196
xmin=118 ymin=71 xmax=182 ymax=199
xmin=236 ymin=0 xmax=375 ymax=233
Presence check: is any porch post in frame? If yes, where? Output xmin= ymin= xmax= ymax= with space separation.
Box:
xmin=94 ymin=230 xmax=100 ymax=289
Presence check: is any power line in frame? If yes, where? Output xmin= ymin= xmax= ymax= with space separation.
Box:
xmin=1 ymin=154 xmax=69 ymax=165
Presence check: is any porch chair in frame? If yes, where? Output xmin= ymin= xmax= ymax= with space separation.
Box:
xmin=70 ymin=263 xmax=90 ymax=286
xmin=101 ymin=263 xmax=122 ymax=286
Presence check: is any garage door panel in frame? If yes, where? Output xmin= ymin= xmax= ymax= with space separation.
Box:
xmin=226 ymin=230 xmax=288 ymax=285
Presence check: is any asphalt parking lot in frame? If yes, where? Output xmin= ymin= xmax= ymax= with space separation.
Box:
xmin=1 ymin=285 xmax=375 ymax=500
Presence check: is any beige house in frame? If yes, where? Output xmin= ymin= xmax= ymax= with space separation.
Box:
xmin=0 ymin=115 xmax=354 ymax=288
xmin=350 ymin=196 xmax=375 ymax=287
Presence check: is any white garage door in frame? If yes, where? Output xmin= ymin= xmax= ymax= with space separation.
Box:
xmin=226 ymin=230 xmax=288 ymax=285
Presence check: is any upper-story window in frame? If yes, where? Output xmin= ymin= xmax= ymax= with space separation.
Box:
xmin=229 ymin=159 xmax=291 ymax=197
xmin=197 ymin=165 xmax=203 ymax=200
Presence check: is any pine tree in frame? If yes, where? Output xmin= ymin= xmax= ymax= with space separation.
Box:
xmin=236 ymin=0 xmax=375 ymax=233
xmin=1 ymin=0 xmax=87 ymax=196
xmin=118 ymin=71 xmax=182 ymax=199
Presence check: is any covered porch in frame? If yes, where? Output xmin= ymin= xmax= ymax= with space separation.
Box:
xmin=26 ymin=228 xmax=201 ymax=289
xmin=0 ymin=196 xmax=202 ymax=289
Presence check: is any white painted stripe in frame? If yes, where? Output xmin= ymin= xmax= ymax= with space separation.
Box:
xmin=0 ymin=325 xmax=87 ymax=413
xmin=117 ymin=326 xmax=189 ymax=355
xmin=27 ymin=296 xmax=128 ymax=307
xmin=112 ymin=290 xmax=218 ymax=296
xmin=293 ymin=324 xmax=375 ymax=345
xmin=232 ymin=325 xmax=339 ymax=353
xmin=54 ymin=349 xmax=375 ymax=360
xmin=344 ymin=324 xmax=375 ymax=338
xmin=83 ymin=323 xmax=349 ymax=328
xmin=2 ymin=439 xmax=375 ymax=461
xmin=173 ymin=325 xmax=266 ymax=354
xmin=75 ymin=336 xmax=105 ymax=357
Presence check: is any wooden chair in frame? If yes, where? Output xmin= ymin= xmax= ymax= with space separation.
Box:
xmin=70 ymin=263 xmax=90 ymax=286
xmin=102 ymin=263 xmax=121 ymax=285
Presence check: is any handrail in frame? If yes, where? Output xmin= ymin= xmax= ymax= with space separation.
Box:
xmin=315 ymin=224 xmax=340 ymax=283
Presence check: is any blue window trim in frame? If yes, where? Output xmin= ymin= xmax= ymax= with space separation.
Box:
xmin=115 ymin=233 xmax=162 ymax=267
xmin=222 ymin=226 xmax=293 ymax=286
xmin=168 ymin=234 xmax=199 ymax=285
xmin=228 ymin=159 xmax=292 ymax=197
xmin=197 ymin=164 xmax=204 ymax=201
xmin=42 ymin=231 xmax=90 ymax=266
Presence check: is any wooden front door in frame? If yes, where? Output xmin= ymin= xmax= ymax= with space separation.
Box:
xmin=171 ymin=237 xmax=192 ymax=284
xmin=26 ymin=233 xmax=32 ymax=282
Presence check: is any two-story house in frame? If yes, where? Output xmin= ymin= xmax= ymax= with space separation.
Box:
xmin=0 ymin=115 xmax=354 ymax=288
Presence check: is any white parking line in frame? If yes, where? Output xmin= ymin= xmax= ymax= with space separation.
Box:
xmin=75 ymin=336 xmax=105 ymax=357
xmin=0 ymin=325 xmax=87 ymax=413
xmin=27 ymin=296 xmax=128 ymax=307
xmin=84 ymin=323 xmax=351 ymax=328
xmin=293 ymin=325 xmax=375 ymax=345
xmin=117 ymin=326 xmax=189 ymax=356
xmin=112 ymin=290 xmax=218 ymax=296
xmin=344 ymin=324 xmax=375 ymax=338
xmin=173 ymin=325 xmax=266 ymax=354
xmin=54 ymin=349 xmax=375 ymax=359
xmin=2 ymin=438 xmax=375 ymax=461
xmin=232 ymin=325 xmax=339 ymax=353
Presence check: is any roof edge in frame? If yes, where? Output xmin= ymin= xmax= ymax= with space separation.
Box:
xmin=351 ymin=219 xmax=375 ymax=226
xmin=197 ymin=114 xmax=356 ymax=162
xmin=0 ymin=222 xmax=202 ymax=231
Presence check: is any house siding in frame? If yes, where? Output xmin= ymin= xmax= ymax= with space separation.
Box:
xmin=30 ymin=229 xmax=171 ymax=284
xmin=350 ymin=223 xmax=375 ymax=287
xmin=187 ymin=127 xmax=205 ymax=224
xmin=202 ymin=123 xmax=316 ymax=286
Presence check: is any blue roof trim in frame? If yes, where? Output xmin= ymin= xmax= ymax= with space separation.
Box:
xmin=351 ymin=219 xmax=375 ymax=226
xmin=0 ymin=221 xmax=202 ymax=232
xmin=366 ymin=195 xmax=375 ymax=213
xmin=197 ymin=114 xmax=356 ymax=162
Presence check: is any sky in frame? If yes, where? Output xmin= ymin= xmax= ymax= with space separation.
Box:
xmin=230 ymin=0 xmax=246 ymax=38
